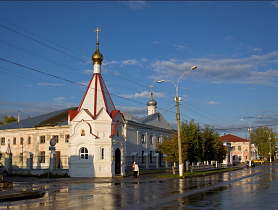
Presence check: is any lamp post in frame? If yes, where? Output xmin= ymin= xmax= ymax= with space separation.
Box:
xmin=241 ymin=116 xmax=262 ymax=167
xmin=264 ymin=130 xmax=272 ymax=163
xmin=157 ymin=65 xmax=197 ymax=177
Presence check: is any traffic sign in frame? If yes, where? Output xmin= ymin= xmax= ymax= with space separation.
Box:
xmin=49 ymin=146 xmax=56 ymax=151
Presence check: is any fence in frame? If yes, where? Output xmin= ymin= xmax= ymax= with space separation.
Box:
xmin=189 ymin=163 xmax=228 ymax=172
xmin=125 ymin=155 xmax=168 ymax=170
xmin=2 ymin=154 xmax=69 ymax=170
xmin=3 ymin=154 xmax=168 ymax=171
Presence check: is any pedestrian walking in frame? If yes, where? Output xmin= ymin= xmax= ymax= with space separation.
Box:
xmin=133 ymin=162 xmax=139 ymax=178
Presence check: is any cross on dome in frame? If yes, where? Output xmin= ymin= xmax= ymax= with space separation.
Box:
xmin=92 ymin=27 xmax=103 ymax=65
xmin=149 ymin=84 xmax=155 ymax=93
xmin=95 ymin=27 xmax=101 ymax=43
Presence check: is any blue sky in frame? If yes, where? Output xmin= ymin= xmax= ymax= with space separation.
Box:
xmin=1 ymin=1 xmax=278 ymax=138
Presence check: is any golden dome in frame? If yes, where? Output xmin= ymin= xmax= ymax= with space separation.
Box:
xmin=92 ymin=41 xmax=103 ymax=65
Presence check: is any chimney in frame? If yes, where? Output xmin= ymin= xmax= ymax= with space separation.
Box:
xmin=18 ymin=111 xmax=20 ymax=123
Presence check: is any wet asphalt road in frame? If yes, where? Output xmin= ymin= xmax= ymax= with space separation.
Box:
xmin=0 ymin=162 xmax=277 ymax=210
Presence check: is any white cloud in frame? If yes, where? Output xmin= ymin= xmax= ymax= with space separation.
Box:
xmin=126 ymin=0 xmax=148 ymax=10
xmin=79 ymin=81 xmax=90 ymax=87
xmin=0 ymin=101 xmax=78 ymax=120
xmin=151 ymin=41 xmax=159 ymax=45
xmin=225 ymin=36 xmax=234 ymax=40
xmin=38 ymin=83 xmax=63 ymax=86
xmin=119 ymin=91 xmax=165 ymax=99
xmin=54 ymin=97 xmax=66 ymax=102
xmin=121 ymin=59 xmax=139 ymax=66
xmin=83 ymin=69 xmax=94 ymax=75
xmin=141 ymin=58 xmax=148 ymax=62
xmin=207 ymin=101 xmax=221 ymax=106
xmin=116 ymin=106 xmax=147 ymax=115
xmin=253 ymin=48 xmax=262 ymax=52
xmin=271 ymin=1 xmax=278 ymax=8
xmin=172 ymin=44 xmax=186 ymax=51
xmin=151 ymin=51 xmax=278 ymax=85
xmin=102 ymin=60 xmax=119 ymax=67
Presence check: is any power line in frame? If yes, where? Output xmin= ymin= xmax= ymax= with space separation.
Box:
xmin=0 ymin=20 xmax=248 ymax=129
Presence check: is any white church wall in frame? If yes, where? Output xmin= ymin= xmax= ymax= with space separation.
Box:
xmin=124 ymin=122 xmax=172 ymax=158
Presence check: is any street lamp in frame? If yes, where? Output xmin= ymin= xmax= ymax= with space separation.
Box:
xmin=157 ymin=65 xmax=197 ymax=177
xmin=241 ymin=116 xmax=262 ymax=167
xmin=264 ymin=130 xmax=272 ymax=163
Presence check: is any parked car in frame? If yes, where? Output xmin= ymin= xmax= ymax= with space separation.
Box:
xmin=0 ymin=162 xmax=8 ymax=176
xmin=253 ymin=159 xmax=265 ymax=164
xmin=246 ymin=160 xmax=255 ymax=167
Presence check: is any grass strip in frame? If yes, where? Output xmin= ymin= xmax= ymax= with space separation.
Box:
xmin=155 ymin=167 xmax=240 ymax=178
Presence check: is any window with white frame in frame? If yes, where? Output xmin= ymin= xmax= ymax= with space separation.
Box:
xmin=157 ymin=136 xmax=160 ymax=145
xmin=39 ymin=151 xmax=45 ymax=163
xmin=20 ymin=137 xmax=23 ymax=145
xmin=28 ymin=136 xmax=31 ymax=144
xmin=40 ymin=136 xmax=45 ymax=144
xmin=1 ymin=138 xmax=5 ymax=145
xmin=150 ymin=135 xmax=153 ymax=144
xmin=80 ymin=147 xmax=88 ymax=159
xmin=52 ymin=135 xmax=59 ymax=143
xmin=13 ymin=137 xmax=16 ymax=145
xmin=141 ymin=134 xmax=146 ymax=144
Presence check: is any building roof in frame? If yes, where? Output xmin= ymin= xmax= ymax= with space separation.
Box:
xmin=122 ymin=112 xmax=172 ymax=130
xmin=0 ymin=107 xmax=77 ymax=130
xmin=0 ymin=107 xmax=172 ymax=131
xmin=220 ymin=134 xmax=249 ymax=142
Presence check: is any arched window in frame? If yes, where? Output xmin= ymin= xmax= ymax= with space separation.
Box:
xmin=80 ymin=147 xmax=88 ymax=159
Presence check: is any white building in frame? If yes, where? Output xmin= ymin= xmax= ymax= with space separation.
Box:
xmin=0 ymin=29 xmax=173 ymax=177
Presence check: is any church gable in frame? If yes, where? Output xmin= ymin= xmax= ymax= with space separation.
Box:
xmin=70 ymin=109 xmax=94 ymax=122
xmin=110 ymin=121 xmax=121 ymax=138
xmin=111 ymin=110 xmax=125 ymax=123
xmin=94 ymin=108 xmax=112 ymax=121
xmin=72 ymin=120 xmax=98 ymax=140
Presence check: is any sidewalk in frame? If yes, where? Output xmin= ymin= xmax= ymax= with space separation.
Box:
xmin=0 ymin=166 xmax=245 ymax=202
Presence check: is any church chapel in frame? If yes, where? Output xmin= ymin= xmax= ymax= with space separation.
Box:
xmin=0 ymin=28 xmax=174 ymax=177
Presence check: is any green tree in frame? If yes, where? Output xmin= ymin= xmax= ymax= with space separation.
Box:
xmin=158 ymin=120 xmax=227 ymax=173
xmin=251 ymin=126 xmax=277 ymax=160
xmin=202 ymin=125 xmax=219 ymax=164
xmin=202 ymin=125 xmax=225 ymax=164
xmin=215 ymin=138 xmax=228 ymax=163
xmin=157 ymin=133 xmax=179 ymax=174
xmin=181 ymin=119 xmax=203 ymax=164
xmin=0 ymin=115 xmax=17 ymax=125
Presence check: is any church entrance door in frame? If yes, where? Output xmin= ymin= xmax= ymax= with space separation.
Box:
xmin=115 ymin=148 xmax=121 ymax=175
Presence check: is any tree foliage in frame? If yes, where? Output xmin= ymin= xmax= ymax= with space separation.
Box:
xmin=158 ymin=120 xmax=228 ymax=174
xmin=181 ymin=120 xmax=202 ymax=163
xmin=0 ymin=115 xmax=17 ymax=125
xmin=157 ymin=132 xmax=179 ymax=174
xmin=251 ymin=126 xmax=277 ymax=160
xmin=202 ymin=124 xmax=227 ymax=164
